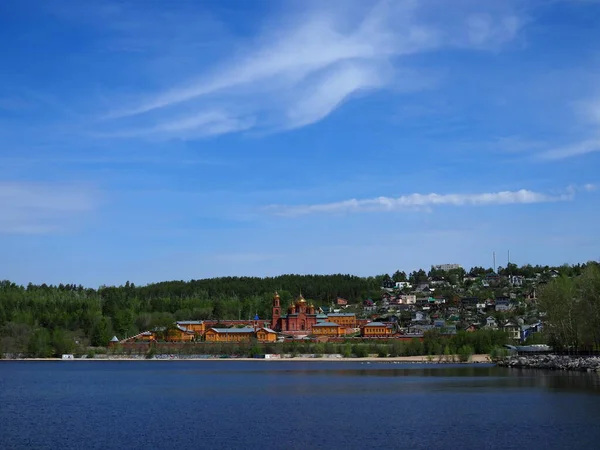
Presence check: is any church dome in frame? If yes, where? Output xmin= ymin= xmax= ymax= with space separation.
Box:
xmin=296 ymin=294 xmax=306 ymax=305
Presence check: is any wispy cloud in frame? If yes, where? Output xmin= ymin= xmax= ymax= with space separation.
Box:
xmin=100 ymin=0 xmax=526 ymax=139
xmin=0 ymin=182 xmax=97 ymax=234
xmin=267 ymin=188 xmax=573 ymax=216
xmin=539 ymin=138 xmax=600 ymax=160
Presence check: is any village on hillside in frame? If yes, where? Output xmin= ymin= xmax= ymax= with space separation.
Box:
xmin=112 ymin=263 xmax=551 ymax=348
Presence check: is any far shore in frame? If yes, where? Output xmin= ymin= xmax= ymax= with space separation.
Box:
xmin=1 ymin=354 xmax=491 ymax=363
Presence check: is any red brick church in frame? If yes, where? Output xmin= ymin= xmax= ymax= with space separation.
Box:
xmin=271 ymin=292 xmax=318 ymax=333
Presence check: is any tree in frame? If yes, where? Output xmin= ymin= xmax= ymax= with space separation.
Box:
xmin=91 ymin=317 xmax=112 ymax=347
xmin=27 ymin=328 xmax=52 ymax=358
xmin=409 ymin=269 xmax=427 ymax=285
xmin=538 ymin=275 xmax=580 ymax=351
xmin=52 ymin=329 xmax=75 ymax=356
xmin=392 ymin=270 xmax=407 ymax=282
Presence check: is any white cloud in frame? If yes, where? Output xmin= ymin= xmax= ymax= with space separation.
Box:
xmin=267 ymin=188 xmax=572 ymax=216
xmin=102 ymin=0 xmax=526 ymax=139
xmin=539 ymin=138 xmax=600 ymax=160
xmin=0 ymin=182 xmax=96 ymax=234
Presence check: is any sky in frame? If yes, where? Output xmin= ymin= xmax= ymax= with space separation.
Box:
xmin=1 ymin=0 xmax=600 ymax=287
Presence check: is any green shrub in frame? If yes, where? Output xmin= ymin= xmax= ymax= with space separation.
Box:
xmin=457 ymin=345 xmax=474 ymax=362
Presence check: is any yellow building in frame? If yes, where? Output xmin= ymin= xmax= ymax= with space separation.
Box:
xmin=256 ymin=327 xmax=278 ymax=343
xmin=166 ymin=325 xmax=195 ymax=342
xmin=176 ymin=321 xmax=205 ymax=336
xmin=361 ymin=322 xmax=394 ymax=337
xmin=205 ymin=327 xmax=256 ymax=343
xmin=312 ymin=322 xmax=345 ymax=337
xmin=327 ymin=313 xmax=357 ymax=328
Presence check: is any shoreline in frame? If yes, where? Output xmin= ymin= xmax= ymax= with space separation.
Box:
xmin=498 ymin=354 xmax=600 ymax=372
xmin=1 ymin=354 xmax=491 ymax=363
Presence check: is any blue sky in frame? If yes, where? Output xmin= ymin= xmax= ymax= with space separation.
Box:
xmin=1 ymin=0 xmax=600 ymax=287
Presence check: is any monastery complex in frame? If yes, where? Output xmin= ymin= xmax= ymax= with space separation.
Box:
xmin=116 ymin=292 xmax=389 ymax=345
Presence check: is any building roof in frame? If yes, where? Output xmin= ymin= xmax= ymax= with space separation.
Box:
xmin=110 ymin=336 xmax=119 ymax=342
xmin=176 ymin=321 xmax=203 ymax=325
xmin=259 ymin=327 xmax=277 ymax=334
xmin=328 ymin=313 xmax=356 ymax=317
xmin=175 ymin=324 xmax=195 ymax=333
xmin=313 ymin=322 xmax=342 ymax=327
xmin=364 ymin=322 xmax=388 ymax=327
xmin=207 ymin=327 xmax=256 ymax=333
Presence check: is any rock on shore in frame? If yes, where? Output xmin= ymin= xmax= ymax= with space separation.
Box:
xmin=498 ymin=354 xmax=600 ymax=372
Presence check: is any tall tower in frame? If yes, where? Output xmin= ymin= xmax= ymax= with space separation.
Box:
xmin=271 ymin=292 xmax=281 ymax=330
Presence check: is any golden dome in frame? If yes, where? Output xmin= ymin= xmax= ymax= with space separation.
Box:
xmin=297 ymin=294 xmax=306 ymax=304
xmin=274 ymin=291 xmax=280 ymax=298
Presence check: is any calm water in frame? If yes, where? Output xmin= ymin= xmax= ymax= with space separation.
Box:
xmin=1 ymin=361 xmax=600 ymax=450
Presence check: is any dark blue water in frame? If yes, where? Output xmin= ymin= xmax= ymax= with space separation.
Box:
xmin=1 ymin=361 xmax=600 ymax=450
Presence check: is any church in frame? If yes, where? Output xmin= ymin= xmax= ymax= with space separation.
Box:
xmin=271 ymin=292 xmax=318 ymax=333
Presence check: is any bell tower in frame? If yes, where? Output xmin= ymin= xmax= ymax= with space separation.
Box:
xmin=271 ymin=291 xmax=281 ymax=330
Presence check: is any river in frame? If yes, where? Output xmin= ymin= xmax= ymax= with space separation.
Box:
xmin=1 ymin=361 xmax=599 ymax=449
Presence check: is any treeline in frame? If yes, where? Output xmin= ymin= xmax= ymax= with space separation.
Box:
xmin=539 ymin=264 xmax=600 ymax=351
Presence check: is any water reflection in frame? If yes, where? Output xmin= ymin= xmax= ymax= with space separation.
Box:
xmin=202 ymin=363 xmax=600 ymax=396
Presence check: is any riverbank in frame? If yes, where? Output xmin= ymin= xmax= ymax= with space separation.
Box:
xmin=498 ymin=354 xmax=600 ymax=372
xmin=1 ymin=354 xmax=491 ymax=363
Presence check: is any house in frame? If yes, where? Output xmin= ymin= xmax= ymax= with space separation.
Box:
xmin=361 ymin=322 xmax=394 ymax=337
xmin=327 ymin=313 xmax=357 ymax=328
xmin=176 ymin=321 xmax=205 ymax=336
xmin=415 ymin=283 xmax=432 ymax=294
xmin=166 ymin=324 xmax=196 ymax=342
xmin=520 ymin=322 xmax=543 ymax=342
xmin=395 ymin=281 xmax=412 ymax=289
xmin=407 ymin=324 xmax=433 ymax=335
xmin=336 ymin=297 xmax=348 ymax=306
xmin=205 ymin=327 xmax=257 ymax=343
xmin=503 ymin=322 xmax=520 ymax=340
xmin=495 ymin=297 xmax=512 ymax=312
xmin=485 ymin=316 xmax=498 ymax=329
xmin=433 ymin=319 xmax=445 ymax=328
xmin=461 ymin=297 xmax=479 ymax=310
xmin=363 ymin=299 xmax=376 ymax=312
xmin=510 ymin=275 xmax=524 ymax=286
xmin=413 ymin=311 xmax=430 ymax=322
xmin=255 ymin=327 xmax=278 ymax=343
xmin=465 ymin=324 xmax=480 ymax=332
xmin=400 ymin=294 xmax=417 ymax=304
xmin=312 ymin=322 xmax=345 ymax=337
xmin=486 ymin=273 xmax=500 ymax=284
xmin=382 ymin=280 xmax=396 ymax=289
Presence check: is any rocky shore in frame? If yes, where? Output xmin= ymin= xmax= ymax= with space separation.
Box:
xmin=498 ymin=354 xmax=600 ymax=372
